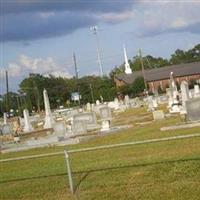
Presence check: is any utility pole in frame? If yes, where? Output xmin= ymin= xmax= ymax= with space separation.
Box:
xmin=32 ymin=81 xmax=40 ymax=112
xmin=73 ymin=52 xmax=78 ymax=79
xmin=89 ymin=84 xmax=94 ymax=103
xmin=139 ymin=49 xmax=148 ymax=91
xmin=91 ymin=26 xmax=103 ymax=77
xmin=5 ymin=70 xmax=10 ymax=113
xmin=72 ymin=52 xmax=80 ymax=105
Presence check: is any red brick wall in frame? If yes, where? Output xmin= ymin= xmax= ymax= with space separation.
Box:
xmin=114 ymin=77 xmax=126 ymax=87
xmin=148 ymin=74 xmax=200 ymax=92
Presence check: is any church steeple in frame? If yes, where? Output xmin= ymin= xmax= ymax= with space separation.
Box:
xmin=123 ymin=45 xmax=132 ymax=74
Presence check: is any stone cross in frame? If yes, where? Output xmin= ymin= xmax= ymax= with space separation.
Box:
xmin=43 ymin=89 xmax=55 ymax=129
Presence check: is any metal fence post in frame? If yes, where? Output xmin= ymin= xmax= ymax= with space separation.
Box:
xmin=64 ymin=149 xmax=74 ymax=194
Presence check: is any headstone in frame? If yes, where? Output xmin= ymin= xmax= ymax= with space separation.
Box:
xmin=43 ymin=89 xmax=55 ymax=129
xmin=73 ymin=112 xmax=98 ymax=130
xmin=180 ymin=81 xmax=190 ymax=113
xmin=114 ymin=98 xmax=120 ymax=110
xmin=166 ymin=88 xmax=173 ymax=108
xmin=169 ymin=72 xmax=178 ymax=100
xmin=3 ymin=113 xmax=7 ymax=125
xmin=72 ymin=120 xmax=87 ymax=135
xmin=99 ymin=106 xmax=112 ymax=131
xmin=23 ymin=109 xmax=34 ymax=133
xmin=186 ymin=98 xmax=200 ymax=121
xmin=2 ymin=124 xmax=12 ymax=135
xmin=86 ymin=102 xmax=91 ymax=111
xmin=153 ymin=110 xmax=165 ymax=120
xmin=91 ymin=103 xmax=95 ymax=110
xmin=189 ymin=90 xmax=193 ymax=98
xmin=152 ymin=98 xmax=158 ymax=109
xmin=96 ymin=100 xmax=100 ymax=106
xmin=147 ymin=96 xmax=155 ymax=111
xmin=53 ymin=122 xmax=66 ymax=136
xmin=194 ymin=85 xmax=200 ymax=98
xmin=168 ymin=72 xmax=181 ymax=113
xmin=124 ymin=95 xmax=130 ymax=108
xmin=99 ymin=106 xmax=112 ymax=120
xmin=101 ymin=120 xmax=111 ymax=131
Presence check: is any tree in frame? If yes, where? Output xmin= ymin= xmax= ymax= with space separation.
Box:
xmin=129 ymin=77 xmax=145 ymax=97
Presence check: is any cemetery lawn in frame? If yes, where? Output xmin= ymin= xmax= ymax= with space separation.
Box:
xmin=1 ymin=107 xmax=200 ymax=200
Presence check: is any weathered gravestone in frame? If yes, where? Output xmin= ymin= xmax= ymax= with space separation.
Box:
xmin=86 ymin=102 xmax=91 ymax=111
xmin=53 ymin=122 xmax=66 ymax=136
xmin=3 ymin=113 xmax=7 ymax=125
xmin=43 ymin=89 xmax=55 ymax=129
xmin=1 ymin=124 xmax=12 ymax=135
xmin=186 ymin=98 xmax=200 ymax=121
xmin=153 ymin=110 xmax=165 ymax=120
xmin=194 ymin=85 xmax=200 ymax=98
xmin=99 ymin=106 xmax=112 ymax=131
xmin=124 ymin=95 xmax=130 ymax=108
xmin=72 ymin=120 xmax=87 ymax=135
xmin=100 ymin=106 xmax=112 ymax=120
xmin=23 ymin=109 xmax=34 ymax=133
xmin=73 ymin=112 xmax=98 ymax=130
xmin=180 ymin=81 xmax=190 ymax=113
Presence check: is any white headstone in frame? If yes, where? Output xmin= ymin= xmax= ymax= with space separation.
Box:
xmin=168 ymin=72 xmax=181 ymax=113
xmin=72 ymin=120 xmax=87 ymax=135
xmin=99 ymin=106 xmax=112 ymax=131
xmin=189 ymin=90 xmax=193 ymax=98
xmin=99 ymin=106 xmax=112 ymax=120
xmin=124 ymin=95 xmax=130 ymax=107
xmin=53 ymin=122 xmax=66 ymax=136
xmin=23 ymin=109 xmax=34 ymax=133
xmin=114 ymin=98 xmax=120 ymax=110
xmin=3 ymin=113 xmax=7 ymax=125
xmin=152 ymin=98 xmax=158 ymax=109
xmin=180 ymin=81 xmax=190 ymax=112
xmin=186 ymin=97 xmax=200 ymax=121
xmin=194 ymin=85 xmax=200 ymax=98
xmin=43 ymin=89 xmax=55 ymax=129
xmin=96 ymin=100 xmax=100 ymax=106
xmin=153 ymin=110 xmax=165 ymax=120
xmin=2 ymin=124 xmax=12 ymax=135
xmin=86 ymin=102 xmax=91 ymax=111
xmin=101 ymin=120 xmax=110 ymax=131
xmin=73 ymin=112 xmax=98 ymax=130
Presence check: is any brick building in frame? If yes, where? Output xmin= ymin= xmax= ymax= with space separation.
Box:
xmin=114 ymin=61 xmax=200 ymax=92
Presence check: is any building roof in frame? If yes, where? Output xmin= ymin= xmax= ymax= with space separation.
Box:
xmin=115 ymin=61 xmax=200 ymax=84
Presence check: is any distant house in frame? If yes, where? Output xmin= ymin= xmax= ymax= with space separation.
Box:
xmin=114 ymin=61 xmax=200 ymax=92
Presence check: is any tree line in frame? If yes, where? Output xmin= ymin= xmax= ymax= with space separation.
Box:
xmin=0 ymin=44 xmax=200 ymax=116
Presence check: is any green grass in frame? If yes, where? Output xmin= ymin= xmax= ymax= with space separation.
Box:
xmin=1 ymin=107 xmax=200 ymax=200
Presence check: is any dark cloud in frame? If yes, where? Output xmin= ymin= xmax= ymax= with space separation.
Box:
xmin=181 ymin=22 xmax=200 ymax=34
xmin=1 ymin=0 xmax=135 ymax=42
xmin=2 ymin=0 xmax=134 ymax=15
xmin=1 ymin=12 xmax=96 ymax=41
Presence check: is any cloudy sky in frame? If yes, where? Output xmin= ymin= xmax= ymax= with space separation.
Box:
xmin=0 ymin=0 xmax=200 ymax=93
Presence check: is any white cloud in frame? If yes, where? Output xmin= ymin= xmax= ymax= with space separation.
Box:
xmin=5 ymin=55 xmax=72 ymax=79
xmin=133 ymin=1 xmax=200 ymax=37
xmin=39 ymin=12 xmax=55 ymax=19
xmin=98 ymin=11 xmax=134 ymax=23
